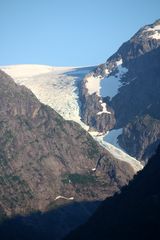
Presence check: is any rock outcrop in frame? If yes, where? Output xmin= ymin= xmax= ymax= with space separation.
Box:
xmin=79 ymin=76 xmax=115 ymax=132
xmin=118 ymin=115 xmax=160 ymax=161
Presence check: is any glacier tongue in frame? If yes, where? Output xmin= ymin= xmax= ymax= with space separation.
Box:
xmin=89 ymin=130 xmax=143 ymax=173
xmin=103 ymin=128 xmax=123 ymax=149
xmin=1 ymin=64 xmax=143 ymax=172
xmin=96 ymin=138 xmax=143 ymax=173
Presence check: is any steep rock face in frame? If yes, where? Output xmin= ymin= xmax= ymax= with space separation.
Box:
xmin=83 ymin=19 xmax=160 ymax=161
xmin=65 ymin=144 xmax=160 ymax=240
xmin=111 ymin=44 xmax=160 ymax=128
xmin=105 ymin=20 xmax=160 ymax=126
xmin=111 ymin=19 xmax=160 ymax=63
xmin=118 ymin=115 xmax=160 ymax=161
xmin=79 ymin=77 xmax=115 ymax=132
xmin=0 ymin=70 xmax=134 ymax=237
xmin=110 ymin=25 xmax=160 ymax=160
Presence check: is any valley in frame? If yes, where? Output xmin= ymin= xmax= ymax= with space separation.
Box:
xmin=0 ymin=18 xmax=160 ymax=239
xmin=1 ymin=64 xmax=143 ymax=172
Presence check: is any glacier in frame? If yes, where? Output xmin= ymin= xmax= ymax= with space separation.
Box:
xmin=1 ymin=64 xmax=143 ymax=172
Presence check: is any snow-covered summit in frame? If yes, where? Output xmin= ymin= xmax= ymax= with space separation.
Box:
xmin=142 ymin=23 xmax=160 ymax=40
xmin=133 ymin=20 xmax=160 ymax=41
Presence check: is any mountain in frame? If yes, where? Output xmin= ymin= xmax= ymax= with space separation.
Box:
xmin=65 ymin=144 xmax=160 ymax=240
xmin=0 ymin=18 xmax=159 ymax=238
xmin=0 ymin=65 xmax=143 ymax=172
xmin=2 ymin=21 xmax=160 ymax=165
xmin=0 ymin=69 xmax=134 ymax=239
xmin=82 ymin=19 xmax=160 ymax=162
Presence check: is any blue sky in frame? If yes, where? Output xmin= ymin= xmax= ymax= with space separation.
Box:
xmin=0 ymin=0 xmax=160 ymax=66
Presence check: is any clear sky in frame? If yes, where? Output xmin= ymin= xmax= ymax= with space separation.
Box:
xmin=0 ymin=0 xmax=160 ymax=66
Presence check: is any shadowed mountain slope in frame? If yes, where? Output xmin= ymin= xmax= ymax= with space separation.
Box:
xmin=66 ymin=145 xmax=160 ymax=240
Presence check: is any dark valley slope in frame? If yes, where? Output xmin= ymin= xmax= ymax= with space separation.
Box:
xmin=0 ymin=70 xmax=134 ymax=239
xmin=65 ymin=144 xmax=160 ymax=240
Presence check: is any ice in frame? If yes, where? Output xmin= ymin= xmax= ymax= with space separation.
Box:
xmin=91 ymin=168 xmax=96 ymax=172
xmin=143 ymin=25 xmax=160 ymax=40
xmin=85 ymin=74 xmax=101 ymax=95
xmin=1 ymin=64 xmax=93 ymax=130
xmin=150 ymin=31 xmax=160 ymax=40
xmin=85 ymin=59 xmax=128 ymax=100
xmin=1 ymin=64 xmax=142 ymax=173
xmin=89 ymin=128 xmax=143 ymax=173
xmin=93 ymin=134 xmax=143 ymax=173
xmin=101 ymin=142 xmax=143 ymax=173
xmin=103 ymin=128 xmax=123 ymax=148
xmin=97 ymin=102 xmax=111 ymax=115
xmin=100 ymin=59 xmax=128 ymax=99
xmin=54 ymin=196 xmax=74 ymax=201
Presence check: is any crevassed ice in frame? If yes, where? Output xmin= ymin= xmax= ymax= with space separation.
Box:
xmin=85 ymin=74 xmax=101 ymax=95
xmin=1 ymin=64 xmax=142 ymax=172
xmin=1 ymin=64 xmax=94 ymax=130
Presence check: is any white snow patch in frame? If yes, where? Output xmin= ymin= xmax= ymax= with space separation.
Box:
xmin=85 ymin=59 xmax=128 ymax=100
xmin=85 ymin=74 xmax=102 ymax=95
xmin=89 ymin=131 xmax=105 ymax=137
xmin=153 ymin=25 xmax=160 ymax=31
xmin=54 ymin=196 xmax=74 ymax=201
xmin=92 ymin=168 xmax=96 ymax=172
xmin=97 ymin=102 xmax=111 ymax=115
xmin=143 ymin=25 xmax=160 ymax=40
xmin=100 ymin=59 xmax=128 ymax=99
xmin=105 ymin=68 xmax=109 ymax=75
xmin=1 ymin=64 xmax=53 ymax=78
xmin=150 ymin=31 xmax=160 ymax=40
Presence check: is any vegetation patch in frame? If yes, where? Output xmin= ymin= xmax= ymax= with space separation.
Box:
xmin=86 ymin=136 xmax=100 ymax=158
xmin=62 ymin=173 xmax=97 ymax=185
xmin=55 ymin=116 xmax=63 ymax=127
xmin=3 ymin=130 xmax=14 ymax=144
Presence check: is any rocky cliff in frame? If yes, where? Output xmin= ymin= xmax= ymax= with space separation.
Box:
xmin=118 ymin=115 xmax=160 ymax=161
xmin=82 ymin=19 xmax=160 ymax=162
xmin=0 ymin=70 xmax=134 ymax=238
xmin=79 ymin=75 xmax=115 ymax=132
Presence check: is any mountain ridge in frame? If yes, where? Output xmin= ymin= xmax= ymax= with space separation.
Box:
xmin=0 ymin=63 xmax=143 ymax=171
xmin=82 ymin=19 xmax=160 ymax=161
